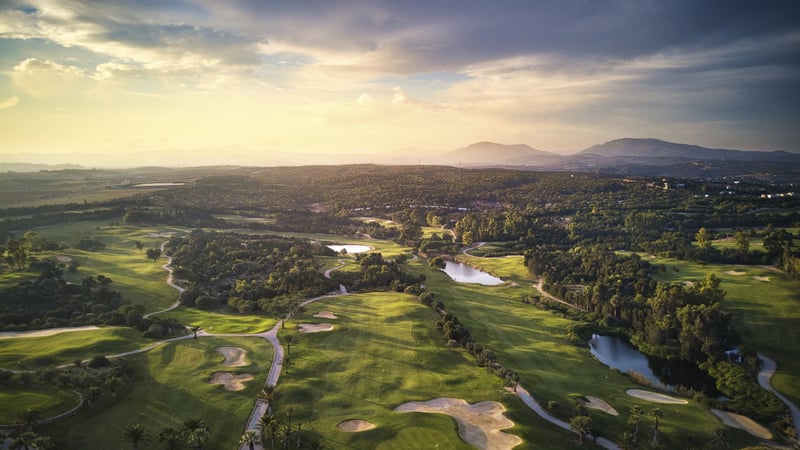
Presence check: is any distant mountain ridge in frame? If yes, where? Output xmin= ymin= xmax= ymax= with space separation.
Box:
xmin=579 ymin=138 xmax=799 ymax=162
xmin=434 ymin=141 xmax=557 ymax=166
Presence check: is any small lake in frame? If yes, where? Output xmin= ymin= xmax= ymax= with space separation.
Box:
xmin=327 ymin=244 xmax=371 ymax=254
xmin=441 ymin=261 xmax=504 ymax=286
xmin=589 ymin=335 xmax=719 ymax=395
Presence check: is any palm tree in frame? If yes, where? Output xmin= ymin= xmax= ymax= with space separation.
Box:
xmin=628 ymin=405 xmax=643 ymax=444
xmin=569 ymin=415 xmax=592 ymax=447
xmin=123 ymin=424 xmax=150 ymax=450
xmin=239 ymin=431 xmax=258 ymax=450
xmin=258 ymin=413 xmax=278 ymax=450
xmin=651 ymin=407 xmax=664 ymax=445
xmin=157 ymin=427 xmax=184 ymax=450
xmin=182 ymin=418 xmax=210 ymax=450
xmin=285 ymin=335 xmax=293 ymax=355
xmin=190 ymin=325 xmax=201 ymax=339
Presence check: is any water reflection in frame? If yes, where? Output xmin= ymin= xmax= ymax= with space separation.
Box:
xmin=441 ymin=261 xmax=504 ymax=286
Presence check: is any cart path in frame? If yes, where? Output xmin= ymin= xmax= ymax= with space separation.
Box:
xmin=143 ymin=240 xmax=184 ymax=319
xmin=757 ymin=353 xmax=800 ymax=438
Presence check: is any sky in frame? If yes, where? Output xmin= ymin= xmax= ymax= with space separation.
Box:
xmin=0 ymin=0 xmax=799 ymax=166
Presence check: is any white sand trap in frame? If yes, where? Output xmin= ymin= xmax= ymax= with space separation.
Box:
xmin=336 ymin=419 xmax=376 ymax=432
xmin=395 ymin=398 xmax=522 ymax=449
xmin=55 ymin=255 xmax=73 ymax=263
xmin=584 ymin=396 xmax=619 ymax=416
xmin=216 ymin=346 xmax=248 ymax=367
xmin=209 ymin=372 xmax=253 ymax=391
xmin=147 ymin=232 xmax=174 ymax=238
xmin=711 ymin=409 xmax=772 ymax=439
xmin=298 ymin=323 xmax=333 ymax=333
xmin=626 ymin=389 xmax=688 ymax=404
xmin=724 ymin=270 xmax=746 ymax=276
xmin=313 ymin=311 xmax=338 ymax=319
xmin=752 ymin=276 xmax=771 ymax=282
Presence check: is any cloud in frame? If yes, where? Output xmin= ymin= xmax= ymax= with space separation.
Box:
xmin=0 ymin=95 xmax=19 ymax=110
xmin=12 ymin=58 xmax=87 ymax=96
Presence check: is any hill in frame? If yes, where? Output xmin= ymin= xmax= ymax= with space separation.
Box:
xmin=579 ymin=138 xmax=800 ymax=163
xmin=434 ymin=141 xmax=558 ymax=166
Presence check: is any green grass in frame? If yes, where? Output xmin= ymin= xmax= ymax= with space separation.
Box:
xmin=403 ymin=257 xmax=760 ymax=448
xmin=47 ymin=336 xmax=272 ymax=449
xmin=456 ymin=253 xmax=531 ymax=283
xmin=159 ymin=306 xmax=277 ymax=334
xmin=23 ymin=221 xmax=187 ymax=314
xmin=0 ymin=327 xmax=149 ymax=369
xmin=0 ymin=386 xmax=80 ymax=424
xmin=649 ymin=256 xmax=800 ymax=409
xmin=277 ymin=292 xmax=577 ymax=449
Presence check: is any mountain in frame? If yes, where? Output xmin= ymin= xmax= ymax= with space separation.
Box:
xmin=434 ymin=141 xmax=558 ymax=166
xmin=579 ymin=138 xmax=800 ymax=163
xmin=0 ymin=162 xmax=86 ymax=172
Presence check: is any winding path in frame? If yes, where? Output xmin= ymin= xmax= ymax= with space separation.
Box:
xmin=758 ymin=353 xmax=800 ymax=438
xmin=143 ymin=240 xmax=184 ymax=319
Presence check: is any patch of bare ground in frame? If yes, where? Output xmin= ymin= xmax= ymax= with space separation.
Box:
xmin=626 ymin=389 xmax=688 ymax=404
xmin=209 ymin=372 xmax=253 ymax=391
xmin=583 ymin=396 xmax=619 ymax=416
xmin=752 ymin=276 xmax=771 ymax=282
xmin=710 ymin=409 xmax=772 ymax=439
xmin=298 ymin=323 xmax=333 ymax=333
xmin=336 ymin=419 xmax=376 ymax=432
xmin=55 ymin=255 xmax=73 ymax=263
xmin=216 ymin=346 xmax=248 ymax=367
xmin=313 ymin=311 xmax=338 ymax=319
xmin=395 ymin=398 xmax=522 ymax=450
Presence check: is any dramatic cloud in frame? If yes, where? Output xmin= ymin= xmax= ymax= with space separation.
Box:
xmin=0 ymin=0 xmax=798 ymax=161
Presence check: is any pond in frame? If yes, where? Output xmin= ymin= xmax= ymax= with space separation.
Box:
xmin=589 ymin=334 xmax=719 ymax=395
xmin=133 ymin=182 xmax=186 ymax=187
xmin=441 ymin=261 xmax=504 ymax=286
xmin=327 ymin=244 xmax=371 ymax=254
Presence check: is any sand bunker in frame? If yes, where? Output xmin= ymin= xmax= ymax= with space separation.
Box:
xmin=626 ymin=389 xmax=688 ymax=404
xmin=147 ymin=232 xmax=174 ymax=238
xmin=724 ymin=270 xmax=746 ymax=276
xmin=711 ymin=409 xmax=772 ymax=439
xmin=298 ymin=323 xmax=333 ymax=333
xmin=336 ymin=419 xmax=376 ymax=432
xmin=752 ymin=276 xmax=771 ymax=282
xmin=216 ymin=346 xmax=248 ymax=367
xmin=55 ymin=255 xmax=73 ymax=263
xmin=209 ymin=372 xmax=253 ymax=391
xmin=583 ymin=396 xmax=619 ymax=416
xmin=313 ymin=311 xmax=338 ymax=319
xmin=395 ymin=398 xmax=522 ymax=449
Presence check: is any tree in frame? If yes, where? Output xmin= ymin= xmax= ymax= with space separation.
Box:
xmin=570 ymin=415 xmax=592 ymax=446
xmin=182 ymin=418 xmax=210 ymax=450
xmin=734 ymin=231 xmax=750 ymax=254
xmin=695 ymin=227 xmax=711 ymax=249
xmin=239 ymin=431 xmax=258 ymax=450
xmin=123 ymin=424 xmax=150 ymax=450
xmin=11 ymin=431 xmax=53 ymax=450
xmin=157 ymin=427 xmax=184 ymax=450
xmin=146 ymin=248 xmax=162 ymax=262
xmin=428 ymin=256 xmax=446 ymax=269
xmin=135 ymin=241 xmax=144 ymax=253
xmin=651 ymin=407 xmax=664 ymax=445
xmin=628 ymin=405 xmax=643 ymax=444
xmin=190 ymin=325 xmax=201 ymax=339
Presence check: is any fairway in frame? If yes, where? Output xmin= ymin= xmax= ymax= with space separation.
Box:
xmin=159 ymin=306 xmax=277 ymax=334
xmin=0 ymin=386 xmax=79 ymax=424
xmin=47 ymin=336 xmax=272 ymax=449
xmin=277 ymin=291 xmax=578 ymax=449
xmin=0 ymin=327 xmax=148 ymax=369
xmin=649 ymin=256 xmax=800 ymax=408
xmin=405 ymin=258 xmax=763 ymax=448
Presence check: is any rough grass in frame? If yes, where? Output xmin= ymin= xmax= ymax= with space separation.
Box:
xmin=404 ymin=257 xmax=760 ymax=448
xmin=649 ymin=256 xmax=800 ymax=408
xmin=46 ymin=336 xmax=272 ymax=450
xmin=0 ymin=327 xmax=148 ymax=369
xmin=277 ymin=291 xmax=577 ymax=449
xmin=0 ymin=386 xmax=79 ymax=424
